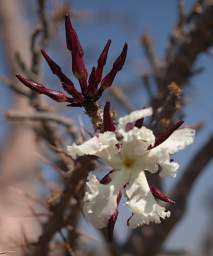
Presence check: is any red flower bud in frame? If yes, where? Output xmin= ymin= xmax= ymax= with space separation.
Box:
xmin=100 ymin=171 xmax=112 ymax=185
xmin=103 ymin=102 xmax=116 ymax=132
xmin=108 ymin=209 xmax=118 ymax=241
xmin=95 ymin=39 xmax=111 ymax=84
xmin=65 ymin=14 xmax=83 ymax=55
xmin=65 ymin=14 xmax=88 ymax=94
xmin=135 ymin=118 xmax=144 ymax=128
xmin=98 ymin=43 xmax=128 ymax=96
xmin=152 ymin=120 xmax=184 ymax=148
xmin=41 ymin=49 xmax=83 ymax=101
xmin=125 ymin=118 xmax=144 ymax=131
xmin=16 ymin=75 xmax=72 ymax=102
xmin=86 ymin=67 xmax=97 ymax=96
xmin=150 ymin=186 xmax=175 ymax=205
xmin=125 ymin=122 xmax=135 ymax=132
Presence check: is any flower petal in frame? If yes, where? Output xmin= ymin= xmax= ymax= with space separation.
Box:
xmin=83 ymin=171 xmax=128 ymax=228
xmin=118 ymin=107 xmax=152 ymax=131
xmin=155 ymin=128 xmax=195 ymax=154
xmin=125 ymin=171 xmax=170 ymax=228
xmin=159 ymin=160 xmax=179 ymax=178
xmin=146 ymin=147 xmax=179 ymax=177
xmin=147 ymin=128 xmax=194 ymax=177
xmin=121 ymin=127 xmax=155 ymax=161
xmin=67 ymin=131 xmax=117 ymax=159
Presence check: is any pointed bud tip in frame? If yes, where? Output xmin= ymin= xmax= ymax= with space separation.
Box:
xmin=107 ymin=39 xmax=112 ymax=46
xmin=103 ymin=102 xmax=116 ymax=132
xmin=16 ymin=74 xmax=27 ymax=83
xmin=150 ymin=186 xmax=176 ymax=205
xmin=65 ymin=13 xmax=71 ymax=21
xmin=41 ymin=49 xmax=50 ymax=62
xmin=40 ymin=49 xmax=48 ymax=58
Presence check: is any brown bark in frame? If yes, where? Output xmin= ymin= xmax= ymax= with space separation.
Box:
xmin=0 ymin=0 xmax=40 ymax=251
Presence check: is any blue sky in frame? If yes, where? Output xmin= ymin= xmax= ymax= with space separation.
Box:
xmin=0 ymin=0 xmax=212 ymax=254
xmin=69 ymin=0 xmax=213 ymax=253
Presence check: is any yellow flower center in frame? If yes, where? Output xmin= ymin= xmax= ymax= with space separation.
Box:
xmin=123 ymin=158 xmax=135 ymax=168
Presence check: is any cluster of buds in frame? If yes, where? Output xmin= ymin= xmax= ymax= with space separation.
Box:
xmin=16 ymin=14 xmax=128 ymax=107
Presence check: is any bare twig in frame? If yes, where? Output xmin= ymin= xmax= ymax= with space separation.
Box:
xmin=141 ymin=32 xmax=160 ymax=75
xmin=109 ymin=87 xmax=134 ymax=112
xmin=0 ymin=76 xmax=30 ymax=97
xmin=26 ymin=156 xmax=95 ymax=256
xmin=6 ymin=111 xmax=81 ymax=144
xmin=126 ymin=3 xmax=213 ymax=256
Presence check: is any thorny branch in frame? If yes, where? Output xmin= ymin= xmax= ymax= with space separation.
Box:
xmin=6 ymin=111 xmax=82 ymax=144
xmin=125 ymin=134 xmax=213 ymax=256
xmin=1 ymin=1 xmax=213 ymax=256
xmin=25 ymin=156 xmax=95 ymax=256
xmin=125 ymin=2 xmax=213 ymax=256
xmin=153 ymin=2 xmax=213 ymax=125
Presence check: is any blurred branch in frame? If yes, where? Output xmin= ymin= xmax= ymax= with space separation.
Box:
xmin=152 ymin=2 xmax=213 ymax=125
xmin=6 ymin=111 xmax=82 ymax=144
xmin=125 ymin=134 xmax=213 ymax=256
xmin=177 ymin=0 xmax=186 ymax=28
xmin=0 ymin=76 xmax=30 ymax=97
xmin=0 ymin=0 xmax=41 ymax=249
xmin=141 ymin=33 xmax=160 ymax=76
xmin=126 ymin=2 xmax=213 ymax=256
xmin=26 ymin=156 xmax=95 ymax=256
xmin=109 ymin=87 xmax=134 ymax=113
xmin=148 ymin=134 xmax=213 ymax=256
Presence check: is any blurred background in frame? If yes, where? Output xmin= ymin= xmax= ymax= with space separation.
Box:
xmin=0 ymin=0 xmax=213 ymax=255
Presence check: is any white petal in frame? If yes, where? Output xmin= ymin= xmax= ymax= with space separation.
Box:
xmin=67 ymin=136 xmax=99 ymax=159
xmin=125 ymin=171 xmax=170 ymax=229
xmin=67 ymin=131 xmax=117 ymax=159
xmin=155 ymin=128 xmax=195 ymax=154
xmin=159 ymin=160 xmax=179 ymax=178
xmin=122 ymin=127 xmax=155 ymax=156
xmin=118 ymin=107 xmax=153 ymax=130
xmin=147 ymin=148 xmax=180 ymax=177
xmin=83 ymin=170 xmax=129 ymax=229
xmin=146 ymin=128 xmax=195 ymax=177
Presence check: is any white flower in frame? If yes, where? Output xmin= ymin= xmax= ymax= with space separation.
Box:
xmin=67 ymin=107 xmax=195 ymax=231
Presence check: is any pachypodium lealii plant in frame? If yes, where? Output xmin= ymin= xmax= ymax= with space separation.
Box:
xmin=68 ymin=102 xmax=195 ymax=240
xmin=15 ymin=13 xmax=195 ymax=241
xmin=16 ymin=14 xmax=127 ymax=107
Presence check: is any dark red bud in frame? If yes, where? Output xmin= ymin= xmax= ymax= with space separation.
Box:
xmin=108 ymin=210 xmax=118 ymax=241
xmin=65 ymin=14 xmax=88 ymax=94
xmin=72 ymin=52 xmax=88 ymax=91
xmin=125 ymin=118 xmax=144 ymax=131
xmin=125 ymin=122 xmax=135 ymax=132
xmin=150 ymin=120 xmax=184 ymax=149
xmin=16 ymin=75 xmax=72 ymax=102
xmin=103 ymin=102 xmax=116 ymax=132
xmin=150 ymin=186 xmax=175 ymax=205
xmin=86 ymin=67 xmax=98 ymax=96
xmin=41 ymin=49 xmax=63 ymax=76
xmin=95 ymin=39 xmax=111 ymax=84
xmin=98 ymin=43 xmax=128 ymax=97
xmin=41 ymin=49 xmax=84 ymax=101
xmin=135 ymin=118 xmax=144 ymax=128
xmin=62 ymin=82 xmax=84 ymax=102
xmin=100 ymin=171 xmax=112 ymax=185
xmin=112 ymin=43 xmax=128 ymax=72
xmin=117 ymin=191 xmax=122 ymax=205
xmin=65 ymin=14 xmax=83 ymax=55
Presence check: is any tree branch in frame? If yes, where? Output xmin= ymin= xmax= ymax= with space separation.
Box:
xmin=6 ymin=111 xmax=82 ymax=144
xmin=125 ymin=134 xmax=213 ymax=256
